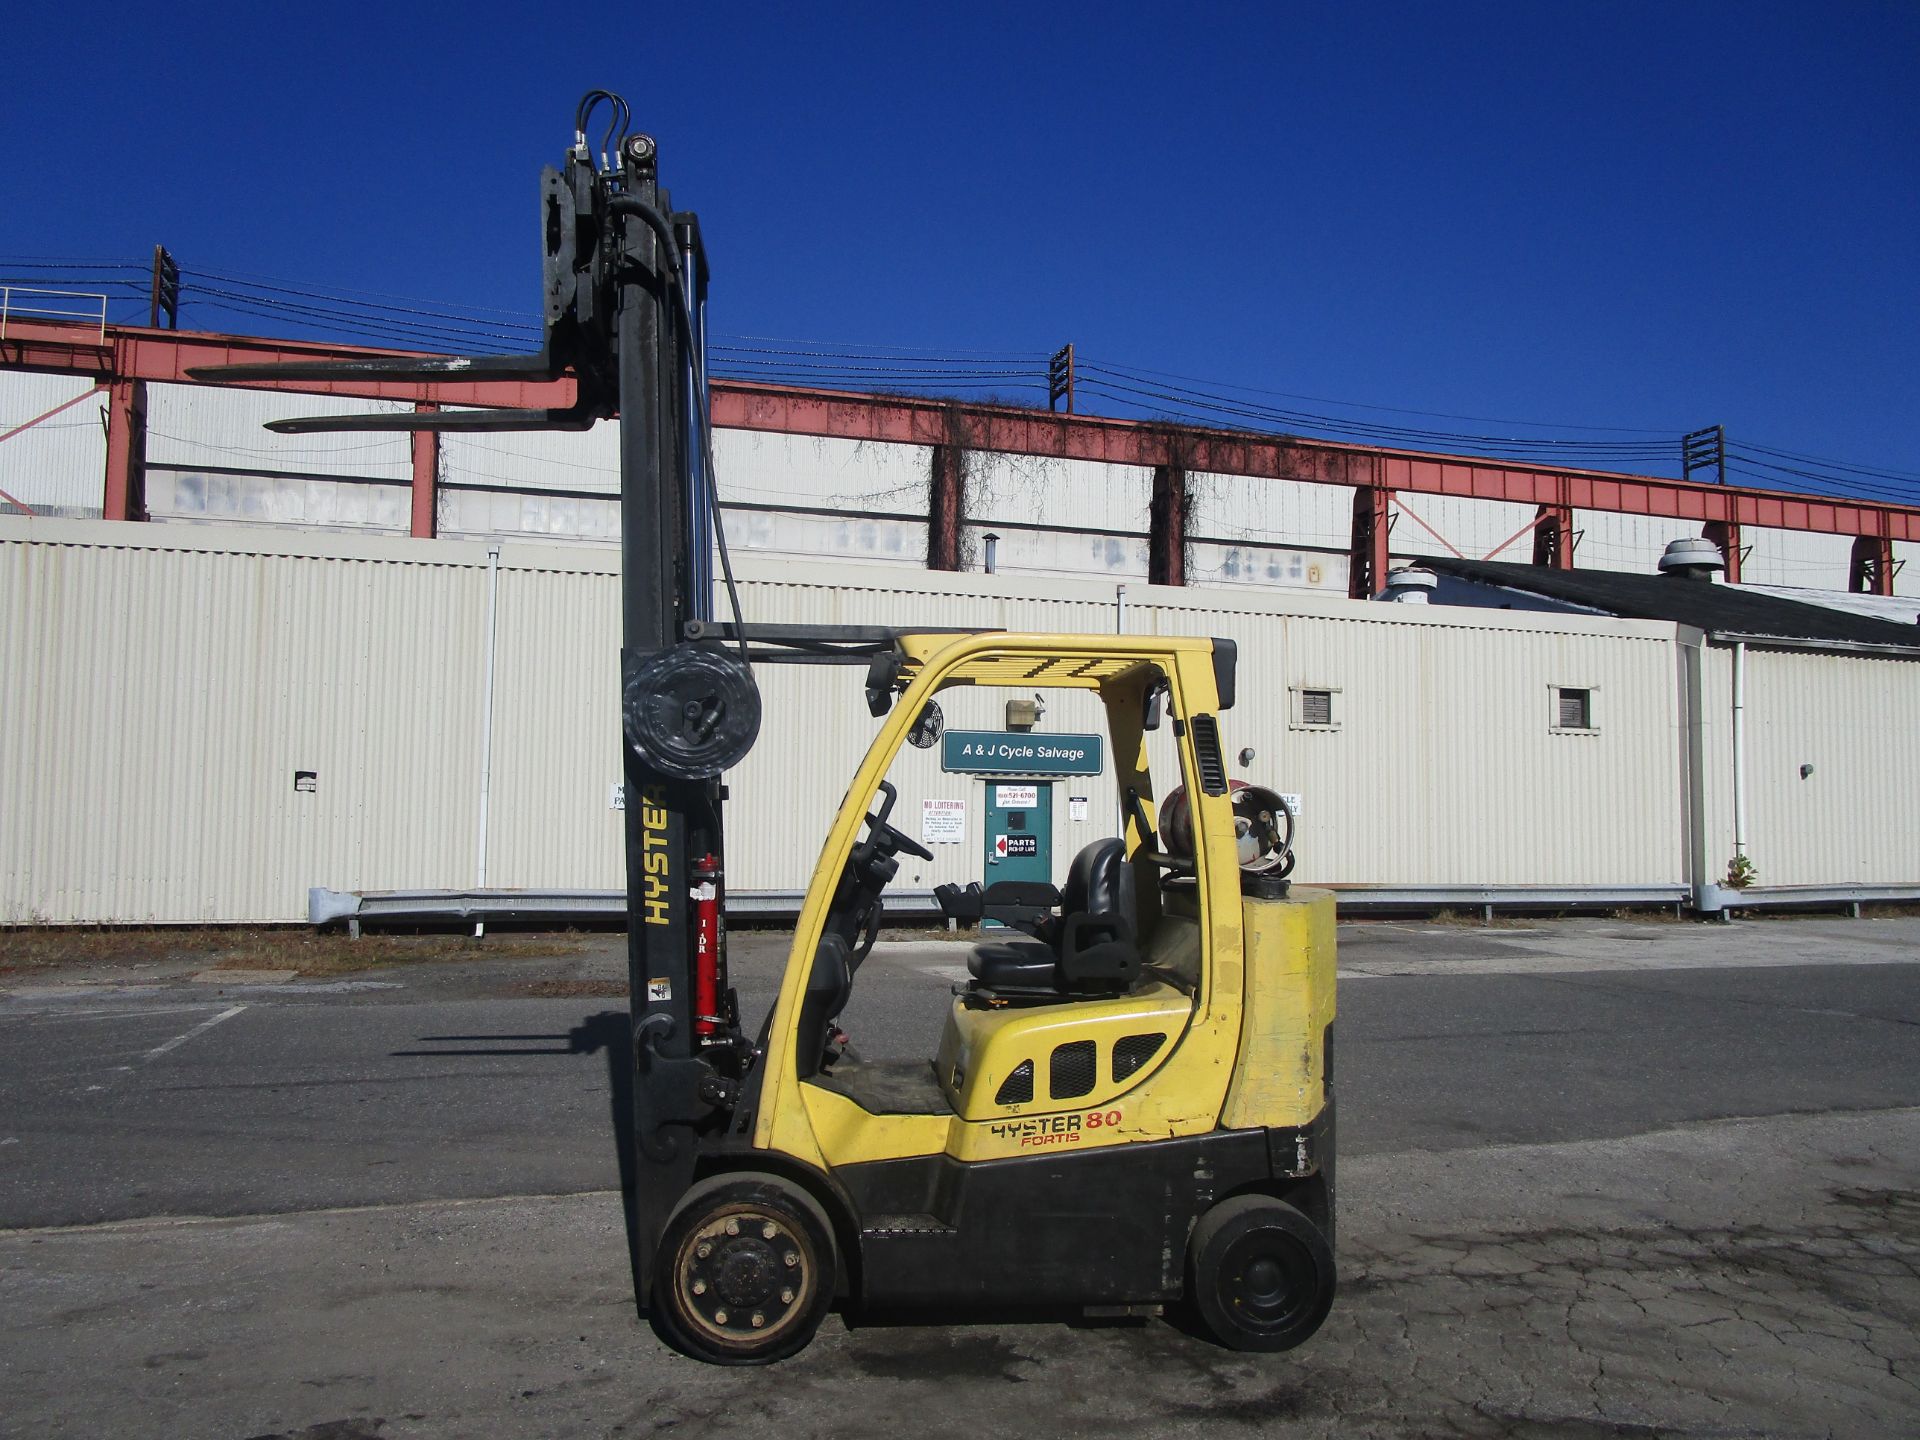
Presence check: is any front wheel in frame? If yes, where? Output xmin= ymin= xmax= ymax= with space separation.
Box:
xmin=651 ymin=1173 xmax=836 ymax=1365
xmin=1188 ymin=1194 xmax=1335 ymax=1352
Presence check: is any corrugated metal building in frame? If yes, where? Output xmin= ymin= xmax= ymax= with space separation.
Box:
xmin=5 ymin=514 xmax=1913 ymax=925
xmin=1417 ymin=554 xmax=1920 ymax=903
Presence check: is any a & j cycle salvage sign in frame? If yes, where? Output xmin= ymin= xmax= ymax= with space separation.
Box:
xmin=941 ymin=731 xmax=1103 ymax=776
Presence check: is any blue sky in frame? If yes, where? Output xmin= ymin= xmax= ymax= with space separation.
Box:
xmin=4 ymin=2 xmax=1917 ymax=491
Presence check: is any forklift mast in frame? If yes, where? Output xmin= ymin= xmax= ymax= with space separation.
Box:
xmin=190 ymin=92 xmax=761 ymax=1259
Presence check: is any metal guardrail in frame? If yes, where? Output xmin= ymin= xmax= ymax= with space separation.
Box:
xmin=310 ymin=881 xmax=1709 ymax=934
xmin=307 ymin=881 xmax=1920 ymax=933
xmin=308 ymin=886 xmax=947 ymax=934
xmin=0 ymin=288 xmax=108 ymax=343
xmin=1325 ymin=884 xmax=1690 ymax=915
xmin=1715 ymin=883 xmax=1920 ymax=915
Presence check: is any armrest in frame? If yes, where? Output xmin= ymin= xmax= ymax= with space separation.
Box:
xmin=1060 ymin=908 xmax=1133 ymax=958
xmin=982 ymin=880 xmax=1061 ymax=909
xmin=937 ymin=880 xmax=1062 ymax=940
xmin=982 ymin=881 xmax=1061 ymax=941
xmin=934 ymin=881 xmax=985 ymax=923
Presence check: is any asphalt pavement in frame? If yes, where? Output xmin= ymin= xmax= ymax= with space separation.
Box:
xmin=2 ymin=915 xmax=1917 ymax=1437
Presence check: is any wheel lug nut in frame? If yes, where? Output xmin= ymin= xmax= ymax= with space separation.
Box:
xmin=780 ymin=1288 xmax=795 ymax=1304
xmin=751 ymin=1312 xmax=766 ymax=1328
xmin=696 ymin=1243 xmax=711 ymax=1259
xmin=762 ymin=1222 xmax=777 ymax=1239
xmin=714 ymin=1308 xmax=728 ymax=1324
xmin=691 ymin=1279 xmax=706 ymax=1295
xmin=784 ymin=1251 xmax=799 ymax=1266
xmin=725 ymin=1220 xmax=740 ymax=1236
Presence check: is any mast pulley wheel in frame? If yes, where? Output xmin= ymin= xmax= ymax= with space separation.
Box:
xmin=624 ymin=644 xmax=761 ymax=780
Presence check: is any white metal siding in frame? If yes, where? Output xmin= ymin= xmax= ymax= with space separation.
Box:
xmin=147 ymin=384 xmax=415 ymax=479
xmin=711 ymin=431 xmax=931 ymax=567
xmin=1741 ymin=526 xmax=1858 ymax=590
xmin=1140 ymin=591 xmax=1684 ymax=887
xmin=1190 ymin=473 xmax=1351 ymax=554
xmin=1575 ymin=510 xmax=1702 ymax=574
xmin=1389 ymin=493 xmax=1539 ymax=565
xmin=1697 ymin=644 xmax=1920 ymax=887
xmin=481 ymin=558 xmax=623 ymax=889
xmin=145 ymin=384 xmax=415 ymax=533
xmin=5 ymin=517 xmax=1914 ymax=924
xmin=443 ymin=418 xmax=620 ymax=495
xmin=0 ymin=521 xmax=486 ymax=922
xmin=0 ymin=375 xmax=105 ymax=515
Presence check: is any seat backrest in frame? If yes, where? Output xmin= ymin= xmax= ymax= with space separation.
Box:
xmin=1055 ymin=837 xmax=1141 ymax=992
xmin=1060 ymin=837 xmax=1134 ymax=936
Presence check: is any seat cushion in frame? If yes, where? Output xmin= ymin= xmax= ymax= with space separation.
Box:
xmin=967 ymin=938 xmax=1058 ymax=990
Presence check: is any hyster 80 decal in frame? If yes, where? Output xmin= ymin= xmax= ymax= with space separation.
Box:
xmin=640 ymin=790 xmax=671 ymax=926
xmin=989 ymin=1110 xmax=1123 ymax=1148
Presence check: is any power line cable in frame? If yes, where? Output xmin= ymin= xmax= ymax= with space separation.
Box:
xmin=1082 ymin=356 xmax=1684 ymax=435
xmin=1073 ymin=375 xmax=1680 ymax=463
xmin=0 ymin=257 xmax=149 ymax=270
xmin=1731 ymin=439 xmax=1920 ymax=486
xmin=167 ymin=260 xmax=549 ymax=320
xmin=1724 ymin=453 xmax=1920 ymax=506
xmin=716 ymin=330 xmax=1047 ymax=359
xmin=181 ymin=267 xmax=542 ymax=336
xmin=1078 ymin=364 xmax=1675 ymax=453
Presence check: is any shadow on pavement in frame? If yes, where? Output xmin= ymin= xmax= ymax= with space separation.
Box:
xmin=392 ymin=1012 xmax=643 ymax=1312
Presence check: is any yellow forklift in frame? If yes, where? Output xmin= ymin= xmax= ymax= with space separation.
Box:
xmin=198 ymin=92 xmax=1337 ymax=1365
xmin=646 ymin=627 xmax=1339 ymax=1362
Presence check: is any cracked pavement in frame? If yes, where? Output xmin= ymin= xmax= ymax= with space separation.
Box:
xmin=2 ymin=919 xmax=1917 ymax=1438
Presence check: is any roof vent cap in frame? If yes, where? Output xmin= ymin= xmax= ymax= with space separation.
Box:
xmin=1658 ymin=537 xmax=1725 ymax=580
xmin=1378 ymin=565 xmax=1438 ymax=603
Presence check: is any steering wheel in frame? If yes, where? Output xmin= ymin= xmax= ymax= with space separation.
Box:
xmin=870 ymin=817 xmax=933 ymax=862
xmin=832 ymin=783 xmax=932 ymax=970
xmin=862 ymin=782 xmax=933 ymax=861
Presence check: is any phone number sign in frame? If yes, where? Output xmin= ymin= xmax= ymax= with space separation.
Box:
xmin=942 ymin=731 xmax=1103 ymax=776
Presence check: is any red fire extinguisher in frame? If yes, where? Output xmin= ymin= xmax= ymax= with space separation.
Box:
xmin=692 ymin=854 xmax=723 ymax=1037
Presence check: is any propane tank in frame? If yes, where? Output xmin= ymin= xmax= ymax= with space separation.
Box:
xmin=1159 ymin=781 xmax=1296 ymax=876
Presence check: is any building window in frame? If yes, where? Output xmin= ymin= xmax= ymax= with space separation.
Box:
xmin=1290 ymin=685 xmax=1340 ymax=730
xmin=1551 ymin=686 xmax=1597 ymax=734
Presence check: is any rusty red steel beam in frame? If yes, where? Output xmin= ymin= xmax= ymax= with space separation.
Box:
xmin=1 ymin=318 xmax=573 ymax=410
xmin=6 ymin=318 xmax=1917 ymax=544
xmin=711 ymin=382 xmax=1920 ymax=545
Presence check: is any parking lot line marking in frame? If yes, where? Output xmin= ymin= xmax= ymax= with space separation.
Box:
xmin=144 ymin=1005 xmax=246 ymax=1061
xmin=2 ymin=1005 xmax=233 ymax=1024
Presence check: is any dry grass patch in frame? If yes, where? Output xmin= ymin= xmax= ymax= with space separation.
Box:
xmin=0 ymin=927 xmax=593 ymax=978
xmin=505 ymin=977 xmax=630 ymax=999
xmin=0 ymin=927 xmax=212 ymax=974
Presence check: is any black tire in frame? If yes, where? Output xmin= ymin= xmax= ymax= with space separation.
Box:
xmin=651 ymin=1172 xmax=837 ymax=1365
xmin=1187 ymin=1194 xmax=1336 ymax=1352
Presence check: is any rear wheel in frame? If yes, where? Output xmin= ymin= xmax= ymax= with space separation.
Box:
xmin=651 ymin=1173 xmax=836 ymax=1365
xmin=1188 ymin=1194 xmax=1335 ymax=1352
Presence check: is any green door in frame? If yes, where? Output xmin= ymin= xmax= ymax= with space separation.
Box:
xmin=983 ymin=780 xmax=1053 ymax=917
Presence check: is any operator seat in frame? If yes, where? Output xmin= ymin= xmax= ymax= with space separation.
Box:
xmin=968 ymin=836 xmax=1142 ymax=995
